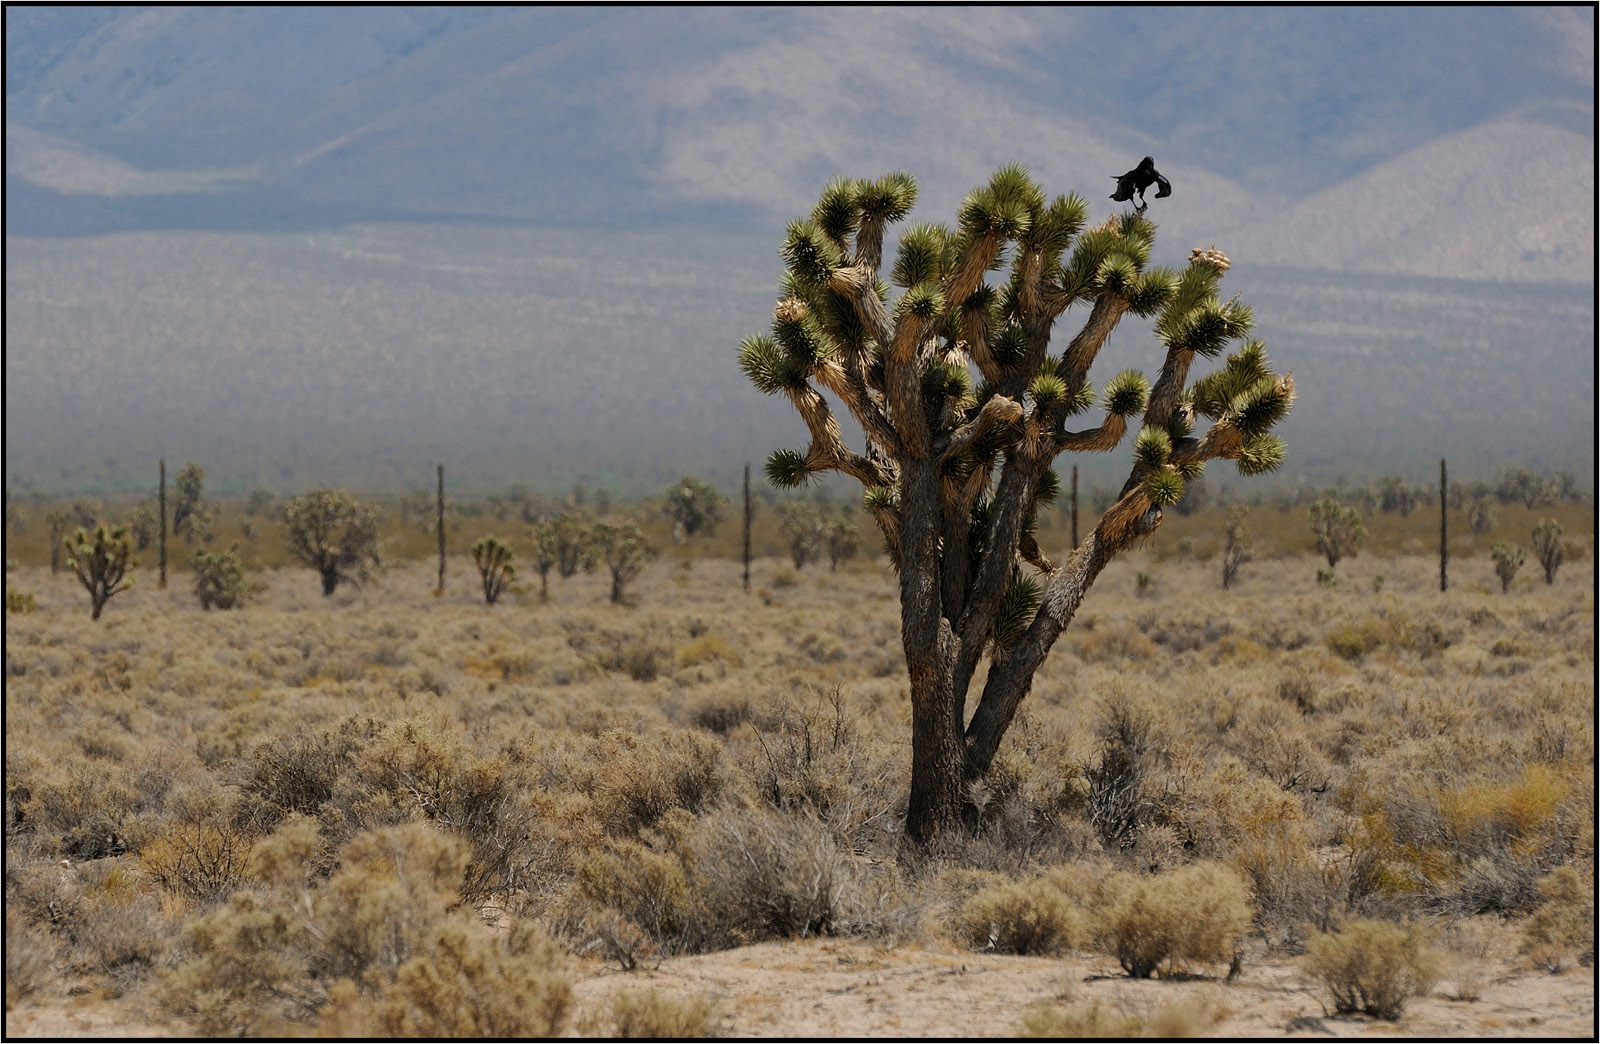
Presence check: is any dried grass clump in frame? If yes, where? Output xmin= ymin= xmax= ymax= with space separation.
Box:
xmin=1303 ymin=918 xmax=1441 ymax=1019
xmin=160 ymin=820 xmax=572 ymax=1037
xmin=1019 ymin=1001 xmax=1144 ymax=1038
xmin=1097 ymin=862 xmax=1253 ymax=978
xmin=589 ymin=988 xmax=720 ymax=1038
xmin=1519 ymin=865 xmax=1596 ymax=972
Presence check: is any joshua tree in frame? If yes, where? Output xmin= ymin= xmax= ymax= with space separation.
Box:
xmin=1377 ymin=474 xmax=1418 ymax=515
xmin=1467 ymin=494 xmax=1496 ymax=535
xmin=663 ymin=476 xmax=726 ymax=541
xmin=1530 ymin=519 xmax=1565 ymax=585
xmin=127 ymin=500 xmax=158 ymax=551
xmin=552 ymin=512 xmax=595 ymax=578
xmin=592 ymin=521 xmax=655 ymax=604
xmin=172 ymin=462 xmax=212 ymax=544
xmin=777 ymin=502 xmax=827 ymax=569
xmin=1309 ymin=499 xmax=1365 ymax=570
xmin=1496 ymin=466 xmax=1552 ymax=510
xmin=46 ymin=510 xmax=69 ymax=574
xmin=66 ymin=523 xmax=135 ymax=620
xmin=528 ymin=519 xmax=560 ymax=601
xmin=193 ymin=547 xmax=251 ymax=609
xmin=827 ymin=508 xmax=861 ymax=571
xmin=1489 ymin=541 xmax=1526 ymax=593
xmin=472 ymin=536 xmax=517 ymax=605
xmin=740 ymin=165 xmax=1293 ymax=843
xmin=282 ymin=489 xmax=382 ymax=596
xmin=1221 ymin=507 xmax=1252 ymax=589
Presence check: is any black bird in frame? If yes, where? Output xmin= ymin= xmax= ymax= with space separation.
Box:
xmin=1110 ymin=156 xmax=1171 ymax=213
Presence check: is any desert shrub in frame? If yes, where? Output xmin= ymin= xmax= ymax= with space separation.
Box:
xmin=598 ymin=989 xmax=719 ymax=1039
xmin=1096 ymin=862 xmax=1253 ymax=978
xmin=1019 ymin=1002 xmax=1144 ymax=1038
xmin=677 ymin=633 xmax=744 ymax=671
xmin=954 ymin=875 xmax=1085 ymax=955
xmin=590 ymin=728 xmax=721 ymax=836
xmin=238 ymin=717 xmax=384 ymax=829
xmin=5 ymin=919 xmax=59 ymax=1008
xmin=739 ymin=688 xmax=897 ymax=843
xmin=684 ymin=692 xmax=755 ymax=734
xmin=1326 ymin=619 xmax=1383 ymax=661
xmin=6 ymin=587 xmax=37 ymax=614
xmin=1530 ymin=518 xmax=1566 ymax=584
xmin=699 ymin=806 xmax=848 ymax=941
xmin=318 ymin=920 xmax=572 ymax=1037
xmin=161 ymin=820 xmax=564 ymax=1036
xmin=1084 ymin=697 xmax=1169 ymax=851
xmin=1519 ymin=865 xmax=1596 ymax=971
xmin=1304 ymin=918 xmax=1440 ymax=1019
xmin=572 ymin=815 xmax=721 ymax=955
xmin=142 ymin=818 xmax=256 ymax=906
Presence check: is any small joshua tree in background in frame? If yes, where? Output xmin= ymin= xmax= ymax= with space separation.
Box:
xmin=663 ymin=476 xmax=726 ymax=542
xmin=1530 ymin=519 xmax=1565 ymax=585
xmin=528 ymin=520 xmax=560 ymax=602
xmin=193 ymin=547 xmax=251 ymax=609
xmin=777 ymin=503 xmax=826 ymax=569
xmin=826 ymin=508 xmax=860 ymax=570
xmin=128 ymin=500 xmax=158 ymax=551
xmin=1221 ymin=507 xmax=1252 ymax=589
xmin=1309 ymin=499 xmax=1365 ymax=571
xmin=1489 ymin=541 xmax=1525 ymax=593
xmin=173 ymin=462 xmax=213 ymax=544
xmin=1496 ymin=466 xmax=1552 ymax=510
xmin=472 ymin=536 xmax=517 ymax=605
xmin=282 ymin=489 xmax=382 ymax=596
xmin=593 ymin=521 xmax=655 ymax=604
xmin=1467 ymin=493 xmax=1496 ymax=535
xmin=46 ymin=510 xmax=69 ymax=574
xmin=552 ymin=512 xmax=595 ymax=578
xmin=67 ymin=523 xmax=135 ymax=620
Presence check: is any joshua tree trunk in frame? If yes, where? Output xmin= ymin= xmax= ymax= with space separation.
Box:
xmin=742 ymin=168 xmax=1294 ymax=845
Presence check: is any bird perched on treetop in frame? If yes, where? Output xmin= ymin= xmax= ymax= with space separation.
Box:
xmin=1110 ymin=157 xmax=1171 ymax=213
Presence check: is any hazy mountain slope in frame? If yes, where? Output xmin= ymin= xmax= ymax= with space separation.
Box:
xmin=6 ymin=227 xmax=1592 ymax=496
xmin=1225 ymin=119 xmax=1595 ymax=283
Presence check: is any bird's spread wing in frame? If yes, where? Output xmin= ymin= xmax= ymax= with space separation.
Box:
xmin=1110 ymin=172 xmax=1136 ymax=201
xmin=1153 ymin=172 xmax=1172 ymax=198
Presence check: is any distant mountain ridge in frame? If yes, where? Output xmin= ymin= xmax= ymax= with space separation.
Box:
xmin=6 ymin=7 xmax=1594 ymax=282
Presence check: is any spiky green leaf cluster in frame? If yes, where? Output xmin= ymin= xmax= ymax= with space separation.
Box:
xmin=783 ymin=219 xmax=845 ymax=286
xmin=765 ymin=449 xmax=814 ymax=489
xmin=1103 ymin=370 xmax=1150 ymax=417
xmin=892 ymin=223 xmax=952 ymax=288
xmin=1237 ymin=434 xmax=1288 ymax=476
xmin=1191 ymin=341 xmax=1271 ymax=418
xmin=738 ymin=335 xmax=805 ymax=395
xmin=811 ymin=176 xmax=863 ymax=247
xmin=1028 ymin=373 xmax=1068 ymax=410
xmin=991 ymin=326 xmax=1029 ymax=367
xmin=1230 ymin=377 xmax=1293 ymax=440
xmin=993 ymin=573 xmax=1042 ymax=648
xmin=1127 ymin=267 xmax=1180 ymax=316
xmin=896 ymin=282 xmax=945 ymax=322
xmin=857 ymin=171 xmax=918 ymax=222
xmin=1034 ymin=467 xmax=1061 ymax=506
xmin=1133 ymin=426 xmax=1172 ymax=470
xmin=1143 ymin=468 xmax=1186 ymax=507
xmin=772 ymin=307 xmax=835 ymax=371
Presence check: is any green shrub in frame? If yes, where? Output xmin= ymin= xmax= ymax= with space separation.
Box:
xmin=1304 ymin=918 xmax=1441 ymax=1019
